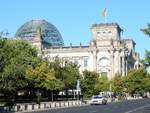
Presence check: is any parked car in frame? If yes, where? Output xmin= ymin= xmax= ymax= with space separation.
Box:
xmin=90 ymin=95 xmax=107 ymax=105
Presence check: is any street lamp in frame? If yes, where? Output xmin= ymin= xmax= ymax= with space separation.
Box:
xmin=108 ymin=39 xmax=116 ymax=102
xmin=76 ymin=80 xmax=81 ymax=100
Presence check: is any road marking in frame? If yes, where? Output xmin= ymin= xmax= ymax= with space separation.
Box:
xmin=103 ymin=108 xmax=110 ymax=110
xmin=125 ymin=104 xmax=150 ymax=113
xmin=89 ymin=110 xmax=98 ymax=113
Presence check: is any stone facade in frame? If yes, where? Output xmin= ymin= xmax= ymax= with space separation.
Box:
xmin=31 ymin=22 xmax=140 ymax=79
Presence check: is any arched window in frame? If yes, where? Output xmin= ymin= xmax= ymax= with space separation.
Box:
xmin=98 ymin=57 xmax=110 ymax=67
xmin=108 ymin=31 xmax=112 ymax=36
xmin=103 ymin=31 xmax=106 ymax=36
xmin=97 ymin=32 xmax=101 ymax=37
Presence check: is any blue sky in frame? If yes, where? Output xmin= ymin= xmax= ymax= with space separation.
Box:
xmin=0 ymin=0 xmax=150 ymax=58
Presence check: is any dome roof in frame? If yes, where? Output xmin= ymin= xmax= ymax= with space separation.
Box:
xmin=15 ymin=19 xmax=64 ymax=47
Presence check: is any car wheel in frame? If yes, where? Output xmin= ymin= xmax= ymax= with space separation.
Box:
xmin=102 ymin=101 xmax=107 ymax=105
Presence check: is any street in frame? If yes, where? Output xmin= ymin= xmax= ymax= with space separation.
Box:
xmin=24 ymin=99 xmax=150 ymax=113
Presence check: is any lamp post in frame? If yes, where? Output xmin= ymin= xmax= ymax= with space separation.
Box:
xmin=76 ymin=80 xmax=81 ymax=100
xmin=109 ymin=39 xmax=116 ymax=102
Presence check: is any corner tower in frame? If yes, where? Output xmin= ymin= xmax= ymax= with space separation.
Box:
xmin=89 ymin=23 xmax=126 ymax=79
xmin=91 ymin=23 xmax=122 ymax=47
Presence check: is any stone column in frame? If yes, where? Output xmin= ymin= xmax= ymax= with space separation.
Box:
xmin=122 ymin=56 xmax=125 ymax=76
xmin=93 ymin=50 xmax=97 ymax=72
xmin=118 ymin=51 xmax=121 ymax=74
xmin=110 ymin=51 xmax=114 ymax=79
xmin=125 ymin=57 xmax=128 ymax=76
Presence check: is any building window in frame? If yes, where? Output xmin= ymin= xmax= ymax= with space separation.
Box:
xmin=83 ymin=57 xmax=89 ymax=67
xmin=98 ymin=57 xmax=110 ymax=67
xmin=73 ymin=57 xmax=79 ymax=65
xmin=97 ymin=32 xmax=101 ymax=37
xmin=108 ymin=31 xmax=112 ymax=36
xmin=103 ymin=31 xmax=106 ymax=36
xmin=63 ymin=57 xmax=70 ymax=61
xmin=74 ymin=59 xmax=79 ymax=65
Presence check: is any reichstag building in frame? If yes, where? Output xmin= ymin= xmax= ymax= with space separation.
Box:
xmin=15 ymin=19 xmax=140 ymax=79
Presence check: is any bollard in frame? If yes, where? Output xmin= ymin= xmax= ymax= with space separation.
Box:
xmin=65 ymin=102 xmax=67 ymax=107
xmin=49 ymin=103 xmax=51 ymax=108
xmin=51 ymin=102 xmax=55 ymax=108
xmin=32 ymin=104 xmax=34 ymax=110
xmin=63 ymin=102 xmax=65 ymax=107
xmin=40 ymin=103 xmax=44 ymax=109
xmin=24 ymin=104 xmax=28 ymax=111
xmin=59 ymin=102 xmax=61 ymax=107
xmin=38 ymin=104 xmax=40 ymax=109
xmin=17 ymin=105 xmax=21 ymax=111
xmin=44 ymin=103 xmax=46 ymax=108
xmin=75 ymin=101 xmax=77 ymax=105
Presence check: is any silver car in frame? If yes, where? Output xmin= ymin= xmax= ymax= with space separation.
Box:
xmin=90 ymin=95 xmax=107 ymax=105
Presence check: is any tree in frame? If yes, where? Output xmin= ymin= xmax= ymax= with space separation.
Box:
xmin=0 ymin=38 xmax=7 ymax=72
xmin=111 ymin=74 xmax=125 ymax=93
xmin=141 ymin=23 xmax=150 ymax=68
xmin=62 ymin=61 xmax=80 ymax=90
xmin=50 ymin=58 xmax=80 ymax=98
xmin=0 ymin=39 xmax=38 ymax=105
xmin=81 ymin=70 xmax=99 ymax=97
xmin=95 ymin=75 xmax=110 ymax=93
xmin=142 ymin=50 xmax=150 ymax=68
xmin=26 ymin=61 xmax=63 ymax=103
xmin=49 ymin=57 xmax=63 ymax=80
xmin=124 ymin=69 xmax=150 ymax=95
xmin=141 ymin=23 xmax=150 ymax=37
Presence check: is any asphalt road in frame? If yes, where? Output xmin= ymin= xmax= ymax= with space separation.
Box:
xmin=25 ymin=99 xmax=150 ymax=113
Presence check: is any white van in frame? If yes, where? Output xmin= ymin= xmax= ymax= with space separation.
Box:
xmin=90 ymin=95 xmax=107 ymax=105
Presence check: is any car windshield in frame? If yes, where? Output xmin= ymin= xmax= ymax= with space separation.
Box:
xmin=93 ymin=96 xmax=102 ymax=99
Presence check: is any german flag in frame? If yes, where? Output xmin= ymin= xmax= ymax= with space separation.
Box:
xmin=102 ymin=8 xmax=107 ymax=17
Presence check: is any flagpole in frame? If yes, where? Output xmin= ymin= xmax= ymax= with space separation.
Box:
xmin=104 ymin=15 xmax=107 ymax=23
xmin=102 ymin=0 xmax=109 ymax=23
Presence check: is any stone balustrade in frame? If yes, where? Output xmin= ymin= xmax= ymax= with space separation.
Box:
xmin=1 ymin=100 xmax=85 ymax=113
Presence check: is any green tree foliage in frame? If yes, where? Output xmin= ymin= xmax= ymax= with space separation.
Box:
xmin=95 ymin=75 xmax=110 ymax=93
xmin=26 ymin=61 xmax=64 ymax=103
xmin=124 ymin=69 xmax=150 ymax=94
xmin=26 ymin=62 xmax=63 ymax=91
xmin=0 ymin=39 xmax=38 ymax=72
xmin=111 ymin=74 xmax=124 ymax=93
xmin=141 ymin=23 xmax=150 ymax=68
xmin=142 ymin=50 xmax=150 ymax=68
xmin=0 ymin=39 xmax=38 ymax=91
xmin=62 ymin=61 xmax=80 ymax=90
xmin=0 ymin=38 xmax=6 ymax=72
xmin=141 ymin=23 xmax=150 ymax=37
xmin=0 ymin=38 xmax=38 ymax=104
xmin=49 ymin=57 xmax=63 ymax=80
xmin=50 ymin=58 xmax=80 ymax=90
xmin=81 ymin=70 xmax=99 ymax=97
xmin=0 ymin=37 xmax=81 ymax=103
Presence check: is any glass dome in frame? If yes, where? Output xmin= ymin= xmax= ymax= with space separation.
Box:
xmin=15 ymin=19 xmax=64 ymax=47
